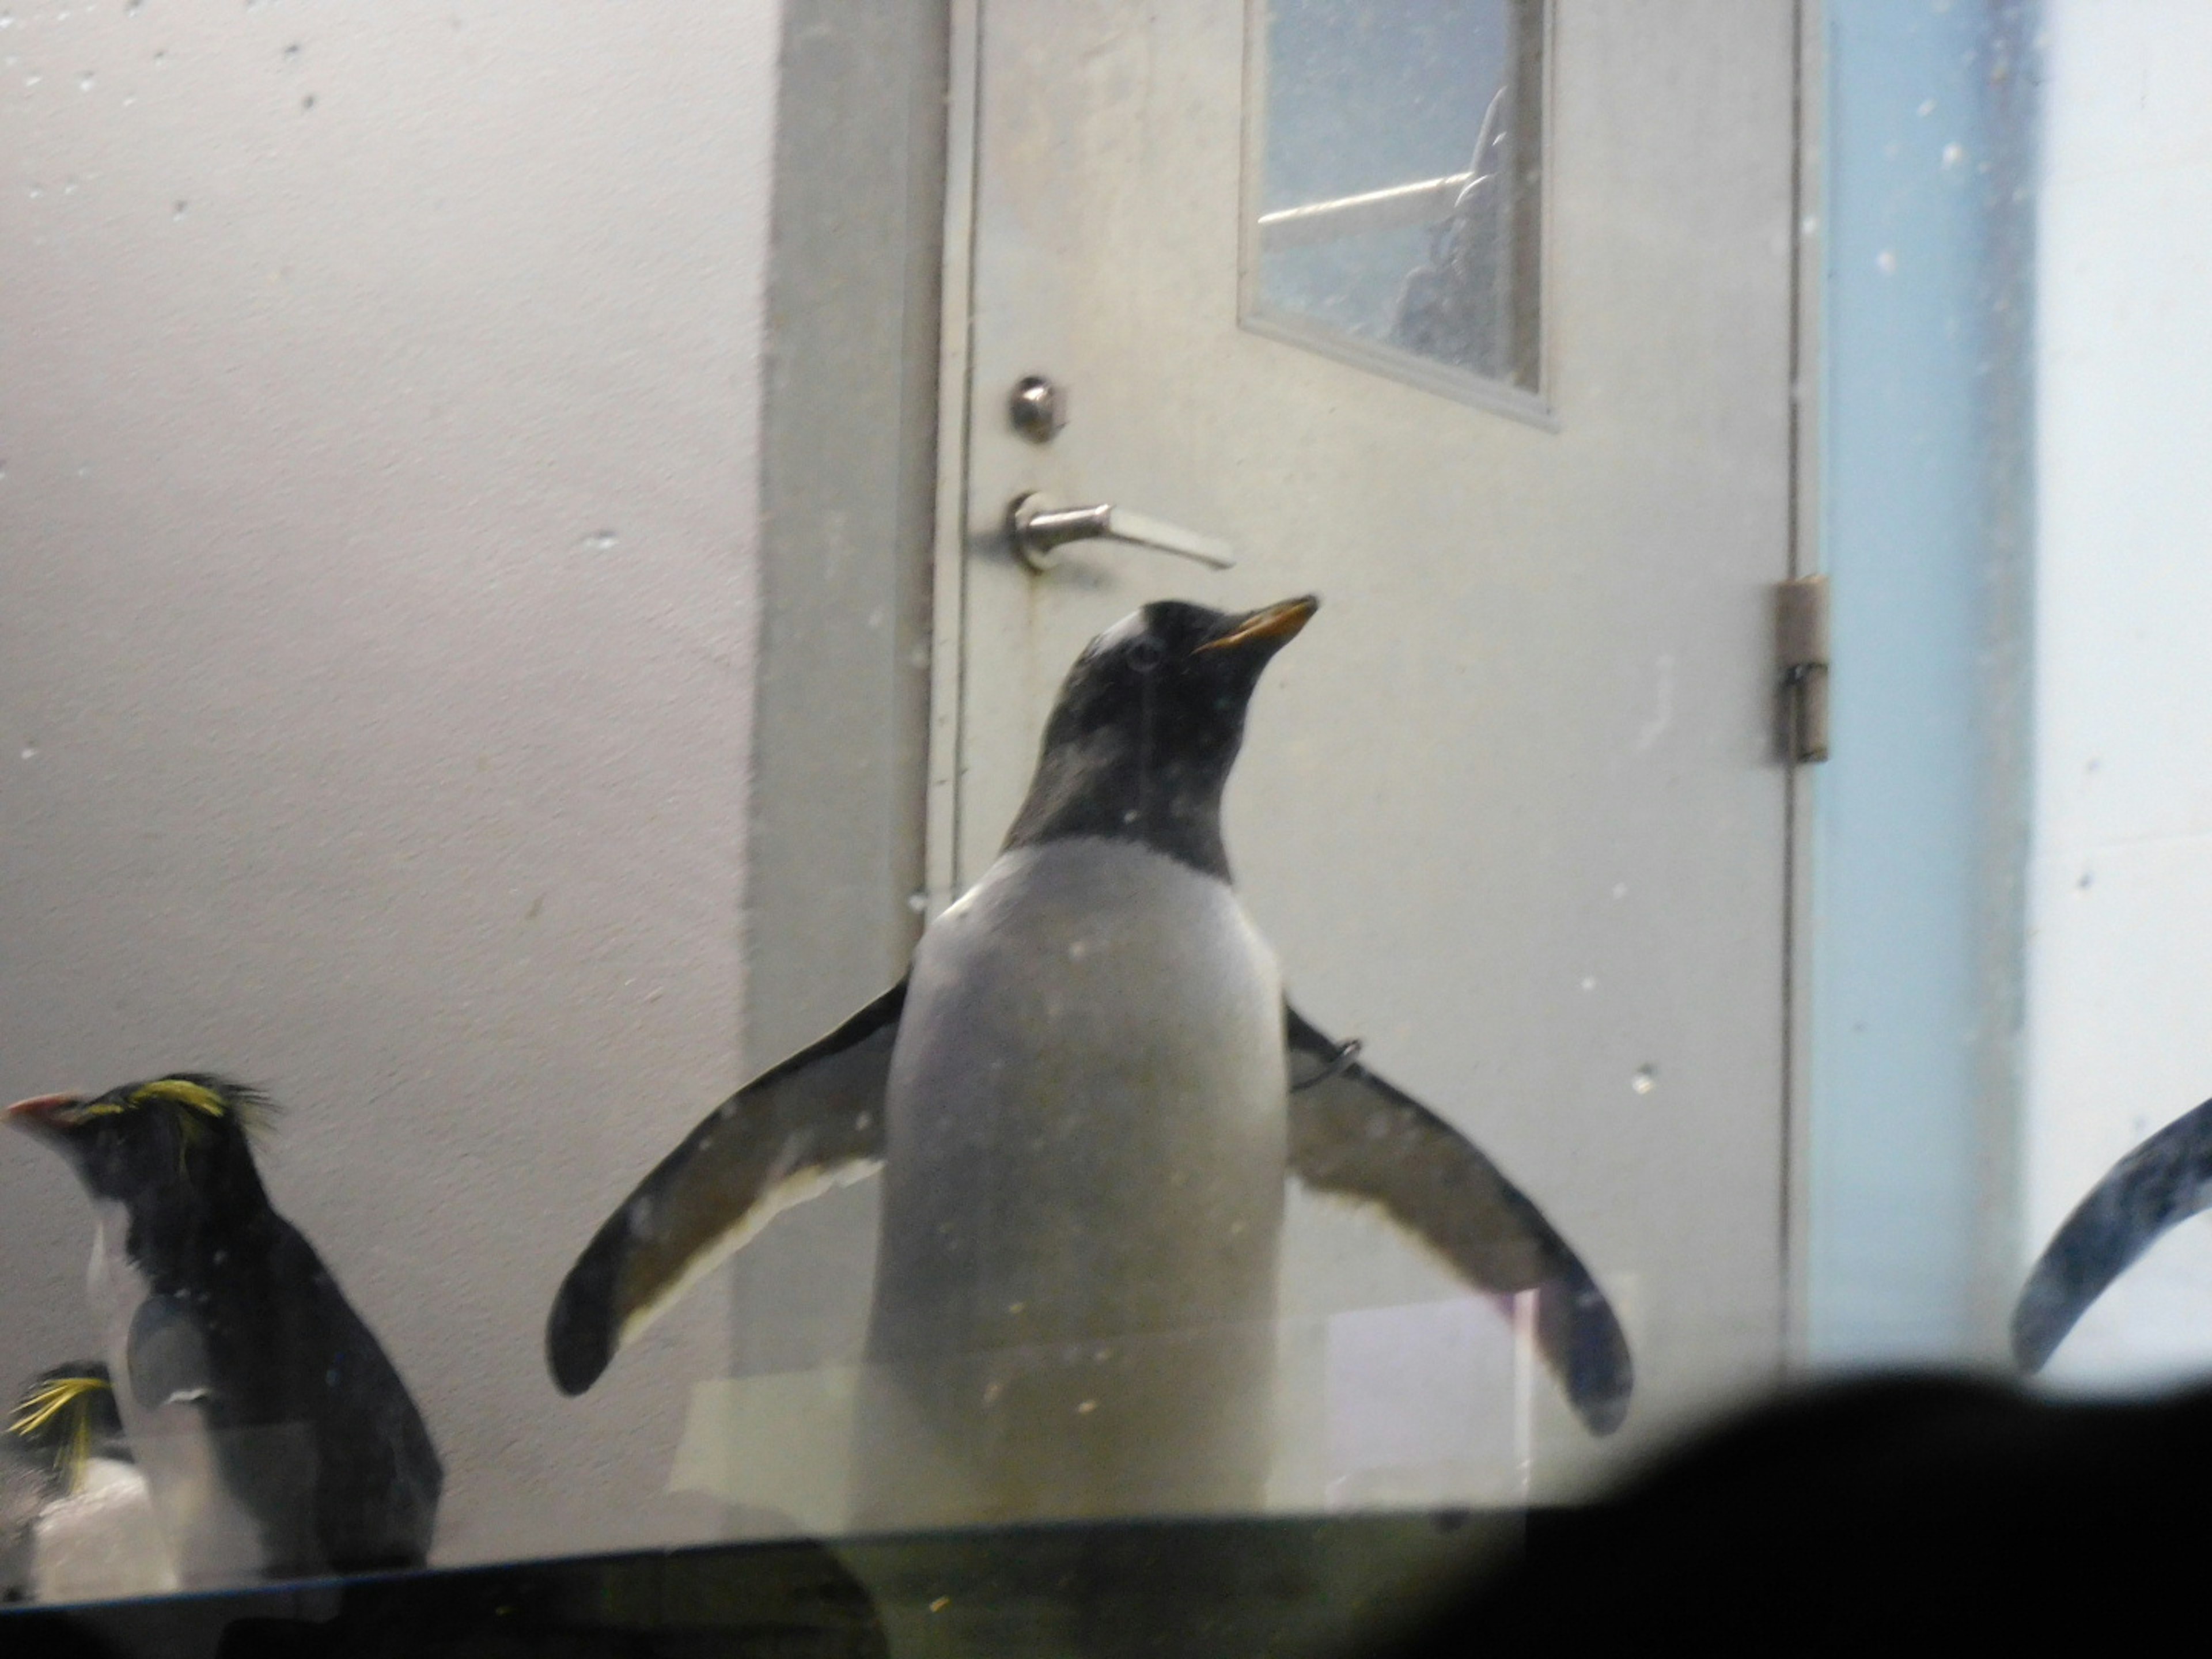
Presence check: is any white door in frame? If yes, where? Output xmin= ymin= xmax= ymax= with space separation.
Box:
xmin=932 ymin=0 xmax=1801 ymax=1498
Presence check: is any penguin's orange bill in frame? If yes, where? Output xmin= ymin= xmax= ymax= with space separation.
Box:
xmin=7 ymin=1093 xmax=84 ymax=1122
xmin=1196 ymin=595 xmax=1320 ymax=654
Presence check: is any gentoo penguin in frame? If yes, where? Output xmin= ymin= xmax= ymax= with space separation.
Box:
xmin=547 ymin=596 xmax=1631 ymax=1521
xmin=1 ymin=1363 xmax=177 ymax=1603
xmin=7 ymin=1075 xmax=442 ymax=1583
xmin=2014 ymin=1094 xmax=2212 ymax=1372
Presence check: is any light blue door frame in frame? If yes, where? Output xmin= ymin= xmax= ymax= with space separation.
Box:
xmin=1808 ymin=0 xmax=2037 ymax=1364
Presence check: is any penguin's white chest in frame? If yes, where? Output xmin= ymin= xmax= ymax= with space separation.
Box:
xmin=86 ymin=1205 xmax=143 ymax=1346
xmin=856 ymin=837 xmax=1287 ymax=1523
xmin=32 ymin=1457 xmax=179 ymax=1603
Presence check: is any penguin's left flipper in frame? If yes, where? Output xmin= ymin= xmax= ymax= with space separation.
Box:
xmin=2013 ymin=1094 xmax=2212 ymax=1373
xmin=546 ymin=981 xmax=906 ymax=1396
xmin=1285 ymin=1006 xmax=1634 ymax=1437
xmin=126 ymin=1294 xmax=319 ymax=1578
xmin=127 ymin=1296 xmax=222 ymax=1424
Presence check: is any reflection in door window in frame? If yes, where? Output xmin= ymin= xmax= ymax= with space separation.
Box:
xmin=1244 ymin=0 xmax=1544 ymax=410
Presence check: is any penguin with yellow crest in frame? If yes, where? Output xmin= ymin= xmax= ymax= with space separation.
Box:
xmin=1 ymin=1362 xmax=176 ymax=1601
xmin=9 ymin=1074 xmax=441 ymax=1585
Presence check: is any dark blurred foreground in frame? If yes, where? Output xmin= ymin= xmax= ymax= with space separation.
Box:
xmin=5 ymin=1373 xmax=2209 ymax=1656
xmin=0 ymin=1511 xmax=1498 ymax=1659
xmin=1395 ymin=1372 xmax=2212 ymax=1653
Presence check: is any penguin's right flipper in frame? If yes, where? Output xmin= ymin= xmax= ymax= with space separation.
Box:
xmin=1285 ymin=1006 xmax=1634 ymax=1436
xmin=546 ymin=981 xmax=906 ymax=1395
xmin=2013 ymin=1094 xmax=2212 ymax=1373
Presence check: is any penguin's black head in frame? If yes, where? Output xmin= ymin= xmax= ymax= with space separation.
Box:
xmin=7 ymin=1074 xmax=275 ymax=1208
xmin=1004 ymin=594 xmax=1318 ymax=879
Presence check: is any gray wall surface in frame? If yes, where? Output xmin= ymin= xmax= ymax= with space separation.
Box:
xmin=718 ymin=0 xmax=944 ymax=1389
xmin=0 ymin=0 xmax=781 ymax=1565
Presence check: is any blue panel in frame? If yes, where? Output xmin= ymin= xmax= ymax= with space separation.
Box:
xmin=1810 ymin=1 xmax=2035 ymax=1361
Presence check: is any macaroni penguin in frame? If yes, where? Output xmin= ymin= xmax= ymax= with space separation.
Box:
xmin=8 ymin=1076 xmax=442 ymax=1583
xmin=1 ymin=1362 xmax=177 ymax=1602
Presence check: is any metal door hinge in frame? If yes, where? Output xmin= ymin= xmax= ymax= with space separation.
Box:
xmin=1777 ymin=575 xmax=1830 ymax=764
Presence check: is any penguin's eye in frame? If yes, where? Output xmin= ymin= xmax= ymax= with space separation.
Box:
xmin=1126 ymin=638 xmax=1165 ymax=674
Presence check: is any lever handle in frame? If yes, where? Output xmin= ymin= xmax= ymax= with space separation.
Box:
xmin=1007 ymin=493 xmax=1236 ymax=573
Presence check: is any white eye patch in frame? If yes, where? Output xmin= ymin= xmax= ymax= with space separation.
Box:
xmin=1086 ymin=610 xmax=1149 ymax=657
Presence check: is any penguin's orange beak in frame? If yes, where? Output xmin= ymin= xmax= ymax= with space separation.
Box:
xmin=1197 ymin=594 xmax=1319 ymax=654
xmin=7 ymin=1092 xmax=85 ymax=1127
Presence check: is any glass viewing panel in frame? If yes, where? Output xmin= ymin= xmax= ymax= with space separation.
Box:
xmin=13 ymin=0 xmax=2211 ymax=1652
xmin=1244 ymin=0 xmax=1545 ymax=407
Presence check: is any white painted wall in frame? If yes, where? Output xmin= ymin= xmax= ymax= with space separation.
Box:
xmin=0 ymin=0 xmax=781 ymax=1565
xmin=2029 ymin=1 xmax=2212 ymax=1387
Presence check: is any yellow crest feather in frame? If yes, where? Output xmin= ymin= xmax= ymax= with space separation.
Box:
xmin=131 ymin=1078 xmax=229 ymax=1118
xmin=10 ymin=1373 xmax=112 ymax=1493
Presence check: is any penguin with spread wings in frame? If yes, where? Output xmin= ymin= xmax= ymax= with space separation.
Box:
xmin=547 ymin=596 xmax=1631 ymax=1519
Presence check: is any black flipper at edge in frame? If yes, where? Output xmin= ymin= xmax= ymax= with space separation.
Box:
xmin=1283 ymin=1005 xmax=1634 ymax=1437
xmin=2013 ymin=1094 xmax=2212 ymax=1373
xmin=546 ymin=981 xmax=906 ymax=1396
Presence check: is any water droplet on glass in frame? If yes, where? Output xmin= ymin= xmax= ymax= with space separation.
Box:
xmin=300 ymin=91 xmax=315 ymax=111
xmin=25 ymin=70 xmax=40 ymax=85
xmin=26 ymin=183 xmax=41 ymax=199
xmin=20 ymin=743 xmax=36 ymax=761
xmin=1611 ymin=882 xmax=1628 ymax=900
xmin=906 ymin=890 xmax=929 ymax=914
xmin=77 ymin=70 xmax=93 ymax=91
xmin=283 ymin=41 xmax=300 ymax=63
xmin=173 ymin=199 xmax=186 ymax=218
xmin=1916 ymin=98 xmax=1936 ymax=117
xmin=1941 ymin=142 xmax=1965 ymax=170
xmin=583 ymin=529 xmax=617 ymax=551
xmin=1875 ymin=248 xmax=1898 ymax=276
xmin=1631 ymin=1065 xmax=1657 ymax=1096
xmin=1580 ymin=976 xmax=1597 ymax=993
xmin=0 ymin=13 xmax=13 ymax=28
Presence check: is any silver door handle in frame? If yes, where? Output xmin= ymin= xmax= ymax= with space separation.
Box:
xmin=1006 ymin=493 xmax=1236 ymax=573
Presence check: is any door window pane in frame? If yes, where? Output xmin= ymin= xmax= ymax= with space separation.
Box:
xmin=1244 ymin=0 xmax=1545 ymax=410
